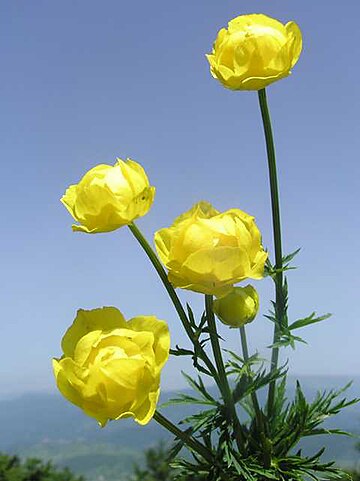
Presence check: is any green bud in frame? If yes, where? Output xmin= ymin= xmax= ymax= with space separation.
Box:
xmin=213 ymin=285 xmax=259 ymax=328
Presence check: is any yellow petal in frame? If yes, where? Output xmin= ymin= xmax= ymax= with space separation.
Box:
xmin=154 ymin=228 xmax=173 ymax=265
xmin=61 ymin=158 xmax=155 ymax=234
xmin=132 ymin=389 xmax=160 ymax=425
xmin=61 ymin=185 xmax=77 ymax=218
xmin=286 ymin=21 xmax=303 ymax=68
xmin=206 ymin=13 xmax=302 ymax=90
xmin=53 ymin=357 xmax=87 ymax=409
xmin=61 ymin=307 xmax=127 ymax=358
xmin=128 ymin=316 xmax=170 ymax=371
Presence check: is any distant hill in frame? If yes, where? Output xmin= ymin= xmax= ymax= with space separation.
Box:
xmin=0 ymin=376 xmax=359 ymax=481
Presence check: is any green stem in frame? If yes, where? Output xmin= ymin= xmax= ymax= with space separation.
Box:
xmin=154 ymin=412 xmax=233 ymax=480
xmin=205 ymin=295 xmax=244 ymax=451
xmin=128 ymin=222 xmax=217 ymax=379
xmin=239 ymin=327 xmax=263 ymax=424
xmin=239 ymin=326 xmax=250 ymax=361
xmin=257 ymin=88 xmax=285 ymax=416
xmin=153 ymin=411 xmax=212 ymax=462
xmin=240 ymin=327 xmax=271 ymax=467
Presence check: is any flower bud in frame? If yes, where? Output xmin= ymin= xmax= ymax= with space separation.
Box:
xmin=206 ymin=14 xmax=302 ymax=91
xmin=213 ymin=285 xmax=259 ymax=328
xmin=61 ymin=158 xmax=155 ymax=233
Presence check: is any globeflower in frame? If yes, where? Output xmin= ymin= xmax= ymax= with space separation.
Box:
xmin=154 ymin=201 xmax=267 ymax=296
xmin=61 ymin=158 xmax=155 ymax=233
xmin=53 ymin=307 xmax=170 ymax=427
xmin=206 ymin=13 xmax=302 ymax=91
xmin=213 ymin=285 xmax=259 ymax=328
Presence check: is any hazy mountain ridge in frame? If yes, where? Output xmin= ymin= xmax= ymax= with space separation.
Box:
xmin=1 ymin=376 xmax=359 ymax=481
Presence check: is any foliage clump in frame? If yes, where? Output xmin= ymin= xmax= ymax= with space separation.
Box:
xmin=0 ymin=453 xmax=84 ymax=481
xmin=126 ymin=443 xmax=176 ymax=481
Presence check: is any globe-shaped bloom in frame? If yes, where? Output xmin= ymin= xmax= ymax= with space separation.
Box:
xmin=61 ymin=158 xmax=155 ymax=233
xmin=206 ymin=14 xmax=302 ymax=90
xmin=53 ymin=307 xmax=170 ymax=426
xmin=154 ymin=201 xmax=267 ymax=296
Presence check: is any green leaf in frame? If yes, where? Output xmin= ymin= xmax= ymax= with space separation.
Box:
xmin=232 ymin=364 xmax=287 ymax=404
xmin=289 ymin=312 xmax=332 ymax=331
xmin=170 ymin=345 xmax=194 ymax=357
xmin=182 ymin=372 xmax=218 ymax=404
xmin=282 ymin=248 xmax=301 ymax=265
xmin=269 ymin=332 xmax=307 ymax=349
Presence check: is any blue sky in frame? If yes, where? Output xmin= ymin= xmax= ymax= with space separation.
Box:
xmin=1 ymin=0 xmax=359 ymax=398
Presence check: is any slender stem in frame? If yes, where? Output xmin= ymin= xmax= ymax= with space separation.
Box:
xmin=239 ymin=327 xmax=263 ymax=422
xmin=257 ymin=88 xmax=285 ymax=416
xmin=128 ymin=222 xmax=218 ymax=380
xmin=239 ymin=326 xmax=250 ymax=360
xmin=153 ymin=411 xmax=212 ymax=462
xmin=239 ymin=327 xmax=271 ymax=467
xmin=154 ymin=412 xmax=232 ymax=480
xmin=205 ymin=295 xmax=244 ymax=451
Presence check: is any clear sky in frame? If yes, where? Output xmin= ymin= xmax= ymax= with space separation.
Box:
xmin=1 ymin=0 xmax=359 ymax=398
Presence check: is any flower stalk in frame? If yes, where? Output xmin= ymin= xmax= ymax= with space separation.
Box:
xmin=153 ymin=411 xmax=212 ymax=462
xmin=257 ymin=88 xmax=286 ymax=416
xmin=128 ymin=222 xmax=218 ymax=380
xmin=239 ymin=326 xmax=271 ymax=467
xmin=205 ymin=295 xmax=245 ymax=451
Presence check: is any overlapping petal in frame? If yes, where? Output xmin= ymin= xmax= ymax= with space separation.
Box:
xmin=206 ymin=13 xmax=302 ymax=90
xmin=61 ymin=158 xmax=155 ymax=233
xmin=154 ymin=201 xmax=267 ymax=296
xmin=53 ymin=308 xmax=170 ymax=427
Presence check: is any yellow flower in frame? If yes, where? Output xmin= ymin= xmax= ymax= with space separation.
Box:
xmin=206 ymin=13 xmax=302 ymax=90
xmin=213 ymin=285 xmax=259 ymax=328
xmin=154 ymin=201 xmax=267 ymax=296
xmin=53 ymin=307 xmax=170 ymax=427
xmin=61 ymin=158 xmax=155 ymax=233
